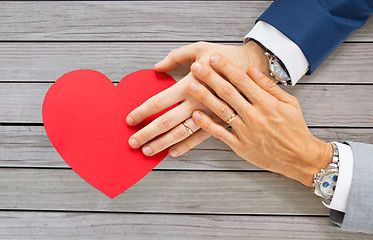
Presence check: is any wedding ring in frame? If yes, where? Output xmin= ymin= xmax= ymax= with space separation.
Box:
xmin=182 ymin=121 xmax=193 ymax=135
xmin=225 ymin=112 xmax=236 ymax=124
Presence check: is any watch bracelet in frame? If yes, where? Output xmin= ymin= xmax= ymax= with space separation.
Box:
xmin=312 ymin=142 xmax=340 ymax=200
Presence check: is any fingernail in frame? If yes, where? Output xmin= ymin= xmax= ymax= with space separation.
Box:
xmin=143 ymin=146 xmax=153 ymax=156
xmin=127 ymin=116 xmax=135 ymax=126
xmin=210 ymin=54 xmax=220 ymax=63
xmin=129 ymin=138 xmax=139 ymax=148
xmin=193 ymin=112 xmax=202 ymax=121
xmin=189 ymin=82 xmax=199 ymax=92
xmin=170 ymin=149 xmax=179 ymax=157
xmin=191 ymin=62 xmax=202 ymax=74
xmin=253 ymin=66 xmax=263 ymax=77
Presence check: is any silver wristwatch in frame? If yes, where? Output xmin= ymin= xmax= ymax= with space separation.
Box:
xmin=313 ymin=142 xmax=340 ymax=203
xmin=264 ymin=52 xmax=291 ymax=85
xmin=250 ymin=39 xmax=291 ymax=85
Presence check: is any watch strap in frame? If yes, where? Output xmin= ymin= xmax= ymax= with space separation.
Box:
xmin=313 ymin=143 xmax=340 ymax=200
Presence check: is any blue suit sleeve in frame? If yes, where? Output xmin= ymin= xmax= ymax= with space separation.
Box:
xmin=257 ymin=0 xmax=373 ymax=74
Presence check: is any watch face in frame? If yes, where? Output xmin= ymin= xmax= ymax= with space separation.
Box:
xmin=320 ymin=174 xmax=338 ymax=197
xmin=273 ymin=58 xmax=289 ymax=80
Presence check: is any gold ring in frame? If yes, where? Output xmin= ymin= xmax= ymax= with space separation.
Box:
xmin=182 ymin=122 xmax=193 ymax=135
xmin=225 ymin=112 xmax=236 ymax=124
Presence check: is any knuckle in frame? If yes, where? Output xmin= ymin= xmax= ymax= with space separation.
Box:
xmin=169 ymin=49 xmax=178 ymax=58
xmin=218 ymin=104 xmax=229 ymax=117
xmin=204 ymin=69 xmax=213 ymax=80
xmin=215 ymin=130 xmax=223 ymax=140
xmin=204 ymin=121 xmax=212 ymax=131
xmin=200 ymin=89 xmax=210 ymax=102
xmin=220 ymin=84 xmax=233 ymax=97
xmin=267 ymin=99 xmax=279 ymax=111
xmin=138 ymin=130 xmax=150 ymax=143
xmin=260 ymin=98 xmax=278 ymax=114
xmin=194 ymin=41 xmax=207 ymax=49
xmin=244 ymin=108 xmax=256 ymax=119
xmin=253 ymin=93 xmax=264 ymax=103
xmin=175 ymin=125 xmax=188 ymax=139
xmin=219 ymin=58 xmax=230 ymax=69
xmin=182 ymin=141 xmax=192 ymax=151
xmin=263 ymin=79 xmax=277 ymax=90
xmin=157 ymin=117 xmax=172 ymax=129
xmin=150 ymin=98 xmax=162 ymax=110
xmin=153 ymin=140 xmax=165 ymax=151
xmin=234 ymin=72 xmax=247 ymax=83
xmin=132 ymin=110 xmax=144 ymax=122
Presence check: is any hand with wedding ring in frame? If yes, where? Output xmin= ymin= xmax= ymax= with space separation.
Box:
xmin=187 ymin=53 xmax=334 ymax=186
xmin=126 ymin=41 xmax=269 ymax=157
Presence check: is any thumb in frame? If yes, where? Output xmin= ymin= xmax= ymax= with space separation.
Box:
xmin=247 ymin=65 xmax=295 ymax=104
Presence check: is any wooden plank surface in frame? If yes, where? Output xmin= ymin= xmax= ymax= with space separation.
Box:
xmin=1 ymin=0 xmax=372 ymax=238
xmin=1 ymin=84 xmax=372 ymax=127
xmin=1 ymin=126 xmax=372 ymax=169
xmin=0 ymin=211 xmax=370 ymax=240
xmin=0 ymin=168 xmax=328 ymax=215
xmin=0 ymin=1 xmax=372 ymax=42
xmin=1 ymin=42 xmax=373 ymax=84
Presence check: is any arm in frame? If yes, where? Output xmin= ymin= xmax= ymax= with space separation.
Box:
xmin=246 ymin=0 xmax=373 ymax=232
xmin=187 ymin=53 xmax=373 ymax=234
xmin=249 ymin=0 xmax=373 ymax=83
xmin=338 ymin=142 xmax=373 ymax=234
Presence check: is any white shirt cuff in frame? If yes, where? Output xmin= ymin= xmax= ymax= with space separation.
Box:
xmin=323 ymin=142 xmax=354 ymax=213
xmin=244 ymin=21 xmax=309 ymax=85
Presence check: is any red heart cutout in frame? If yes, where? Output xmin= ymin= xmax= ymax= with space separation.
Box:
xmin=43 ymin=70 xmax=177 ymax=198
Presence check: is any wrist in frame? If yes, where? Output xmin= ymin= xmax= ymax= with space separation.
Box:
xmin=240 ymin=41 xmax=270 ymax=77
xmin=298 ymin=137 xmax=333 ymax=187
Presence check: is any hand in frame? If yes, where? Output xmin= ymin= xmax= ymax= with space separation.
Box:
xmin=126 ymin=41 xmax=269 ymax=157
xmin=187 ymin=53 xmax=333 ymax=186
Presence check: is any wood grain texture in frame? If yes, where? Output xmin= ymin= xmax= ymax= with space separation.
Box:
xmin=0 ymin=0 xmax=372 ymax=238
xmin=0 ymin=168 xmax=328 ymax=215
xmin=1 ymin=42 xmax=373 ymax=84
xmin=0 ymin=211 xmax=370 ymax=240
xmin=1 ymin=84 xmax=372 ymax=126
xmin=0 ymin=1 xmax=372 ymax=42
xmin=1 ymin=126 xmax=372 ymax=169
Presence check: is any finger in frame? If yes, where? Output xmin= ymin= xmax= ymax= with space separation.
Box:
xmin=247 ymin=66 xmax=298 ymax=105
xmin=128 ymin=102 xmax=192 ymax=148
xmin=141 ymin=118 xmax=199 ymax=156
xmin=169 ymin=128 xmax=211 ymax=157
xmin=208 ymin=53 xmax=274 ymax=105
xmin=168 ymin=113 xmax=225 ymax=157
xmin=126 ymin=84 xmax=183 ymax=126
xmin=192 ymin=110 xmax=239 ymax=147
xmin=190 ymin=61 xmax=252 ymax=116
xmin=187 ymin=80 xmax=244 ymax=129
xmin=155 ymin=43 xmax=200 ymax=72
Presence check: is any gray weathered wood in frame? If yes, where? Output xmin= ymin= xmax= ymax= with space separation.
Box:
xmin=0 ymin=1 xmax=372 ymax=42
xmin=1 ymin=84 xmax=372 ymax=126
xmin=0 ymin=126 xmax=372 ymax=169
xmin=1 ymin=42 xmax=373 ymax=84
xmin=0 ymin=211 xmax=370 ymax=239
xmin=0 ymin=168 xmax=328 ymax=215
xmin=1 ymin=0 xmax=372 ymax=238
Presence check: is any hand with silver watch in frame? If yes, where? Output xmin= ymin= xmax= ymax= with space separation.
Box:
xmin=250 ymin=39 xmax=341 ymax=202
